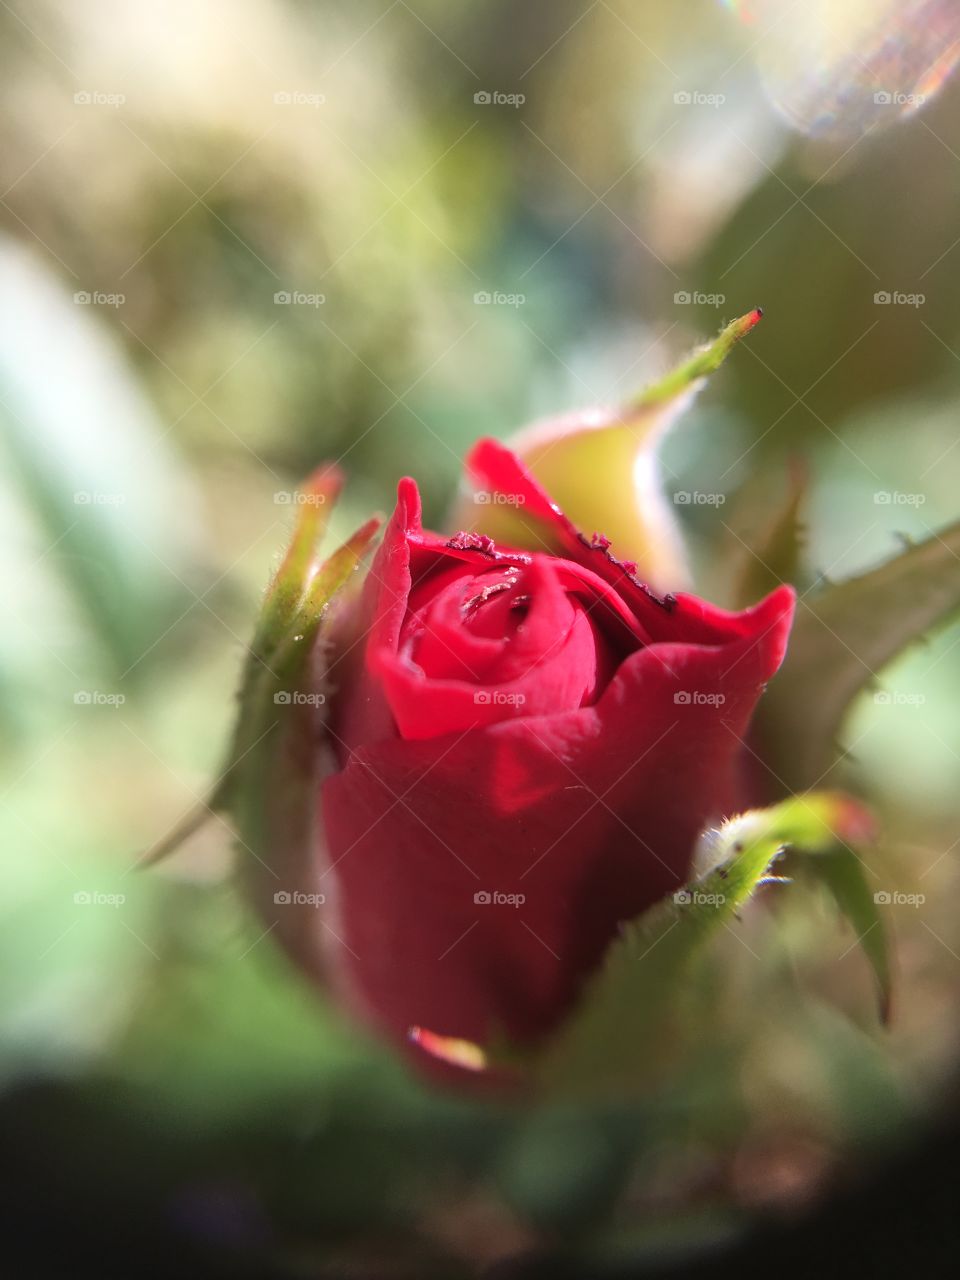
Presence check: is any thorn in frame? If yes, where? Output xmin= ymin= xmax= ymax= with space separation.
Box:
xmin=137 ymin=799 xmax=220 ymax=869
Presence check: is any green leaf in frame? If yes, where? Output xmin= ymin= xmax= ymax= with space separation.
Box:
xmin=228 ymin=511 xmax=380 ymax=916
xmin=802 ymin=845 xmax=891 ymax=1022
xmin=0 ymin=238 xmax=203 ymax=678
xmin=251 ymin=465 xmax=344 ymax=655
xmin=756 ymin=517 xmax=960 ymax=792
xmin=537 ymin=792 xmax=881 ymax=1096
xmin=143 ymin=481 xmax=380 ymax=888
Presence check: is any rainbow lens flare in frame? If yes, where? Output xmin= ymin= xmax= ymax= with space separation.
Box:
xmin=722 ymin=0 xmax=960 ymax=141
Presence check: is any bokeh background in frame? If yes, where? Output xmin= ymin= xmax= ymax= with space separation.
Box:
xmin=4 ymin=1 xmax=960 ymax=1274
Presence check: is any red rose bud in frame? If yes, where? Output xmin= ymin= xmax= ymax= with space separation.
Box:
xmin=203 ymin=314 xmax=794 ymax=1080
xmin=313 ymin=443 xmax=793 ymax=1061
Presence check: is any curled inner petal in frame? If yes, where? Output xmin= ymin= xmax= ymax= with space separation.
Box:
xmin=377 ymin=555 xmax=621 ymax=739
